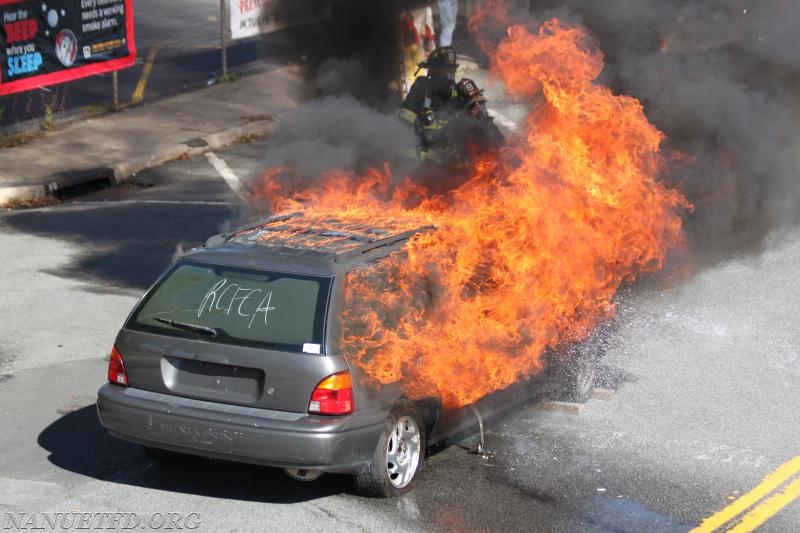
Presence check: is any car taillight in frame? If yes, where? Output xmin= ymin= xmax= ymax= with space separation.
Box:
xmin=308 ymin=371 xmax=354 ymax=415
xmin=108 ymin=345 xmax=128 ymax=387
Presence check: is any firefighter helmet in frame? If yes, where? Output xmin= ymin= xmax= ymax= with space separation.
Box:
xmin=419 ymin=46 xmax=458 ymax=69
xmin=456 ymin=78 xmax=486 ymax=107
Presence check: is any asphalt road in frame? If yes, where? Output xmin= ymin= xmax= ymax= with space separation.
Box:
xmin=0 ymin=141 xmax=798 ymax=531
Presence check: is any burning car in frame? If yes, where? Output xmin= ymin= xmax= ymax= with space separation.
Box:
xmin=96 ymin=213 xmax=596 ymax=497
xmin=95 ymin=13 xmax=693 ymax=497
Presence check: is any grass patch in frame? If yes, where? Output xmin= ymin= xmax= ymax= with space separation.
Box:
xmin=83 ymin=103 xmax=110 ymax=118
xmin=218 ymin=72 xmax=238 ymax=84
xmin=43 ymin=105 xmax=53 ymax=130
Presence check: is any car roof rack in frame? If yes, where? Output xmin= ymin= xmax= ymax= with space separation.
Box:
xmin=222 ymin=213 xmax=434 ymax=262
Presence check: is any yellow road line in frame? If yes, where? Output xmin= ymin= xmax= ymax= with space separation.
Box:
xmin=132 ymin=45 xmax=160 ymax=104
xmin=727 ymin=476 xmax=800 ymax=532
xmin=690 ymin=455 xmax=800 ymax=532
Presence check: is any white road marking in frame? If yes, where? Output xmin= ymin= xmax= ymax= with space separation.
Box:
xmin=206 ymin=151 xmax=248 ymax=201
xmin=0 ymin=200 xmax=239 ymax=214
xmin=66 ymin=200 xmax=239 ymax=206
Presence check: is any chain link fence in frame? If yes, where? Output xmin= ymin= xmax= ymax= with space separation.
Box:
xmin=0 ymin=0 xmax=253 ymax=138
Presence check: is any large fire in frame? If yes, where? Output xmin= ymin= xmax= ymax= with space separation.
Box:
xmin=253 ymin=12 xmax=691 ymax=408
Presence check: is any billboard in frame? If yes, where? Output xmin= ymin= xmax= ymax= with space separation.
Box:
xmin=0 ymin=0 xmax=136 ymax=96
xmin=229 ymin=0 xmax=332 ymax=41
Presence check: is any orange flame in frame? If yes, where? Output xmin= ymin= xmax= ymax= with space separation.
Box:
xmin=253 ymin=16 xmax=691 ymax=409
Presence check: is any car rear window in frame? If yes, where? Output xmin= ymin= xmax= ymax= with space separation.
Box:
xmin=128 ymin=261 xmax=331 ymax=353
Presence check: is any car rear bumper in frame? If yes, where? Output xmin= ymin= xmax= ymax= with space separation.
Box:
xmin=96 ymin=383 xmax=384 ymax=474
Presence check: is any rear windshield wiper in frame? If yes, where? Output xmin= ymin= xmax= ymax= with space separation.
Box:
xmin=153 ymin=317 xmax=218 ymax=337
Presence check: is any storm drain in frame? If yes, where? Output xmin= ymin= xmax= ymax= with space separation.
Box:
xmin=47 ymin=167 xmax=114 ymax=200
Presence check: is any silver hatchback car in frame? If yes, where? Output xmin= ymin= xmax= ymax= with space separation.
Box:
xmin=97 ymin=214 xmax=590 ymax=497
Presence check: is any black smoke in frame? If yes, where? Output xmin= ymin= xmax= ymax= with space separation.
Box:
xmin=524 ymin=0 xmax=800 ymax=264
xmin=258 ymin=94 xmax=416 ymax=179
xmin=257 ymin=1 xmax=800 ymax=265
xmin=274 ymin=0 xmax=432 ymax=110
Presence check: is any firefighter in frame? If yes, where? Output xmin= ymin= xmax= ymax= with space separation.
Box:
xmin=453 ymin=77 xmax=504 ymax=148
xmin=399 ymin=47 xmax=501 ymax=163
xmin=398 ymin=46 xmax=462 ymax=162
xmin=456 ymin=78 xmax=488 ymax=119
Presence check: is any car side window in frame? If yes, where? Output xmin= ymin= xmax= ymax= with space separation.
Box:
xmin=339 ymin=253 xmax=433 ymax=373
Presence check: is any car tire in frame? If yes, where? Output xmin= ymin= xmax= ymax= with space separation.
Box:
xmin=142 ymin=445 xmax=196 ymax=465
xmin=354 ymin=400 xmax=426 ymax=498
xmin=555 ymin=353 xmax=597 ymax=404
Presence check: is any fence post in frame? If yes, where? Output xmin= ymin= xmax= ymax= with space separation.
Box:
xmin=220 ymin=0 xmax=228 ymax=78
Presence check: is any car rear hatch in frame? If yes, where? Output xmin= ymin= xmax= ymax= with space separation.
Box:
xmin=115 ymin=259 xmax=343 ymax=413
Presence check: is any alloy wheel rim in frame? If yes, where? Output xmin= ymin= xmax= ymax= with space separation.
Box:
xmin=385 ymin=415 xmax=421 ymax=488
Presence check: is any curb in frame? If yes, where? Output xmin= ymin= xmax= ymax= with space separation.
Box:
xmin=0 ymin=184 xmax=47 ymax=206
xmin=0 ymin=117 xmax=278 ymax=207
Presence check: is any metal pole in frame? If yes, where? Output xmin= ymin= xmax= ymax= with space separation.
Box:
xmin=468 ymin=405 xmax=492 ymax=457
xmin=220 ymin=0 xmax=228 ymax=77
xmin=112 ymin=71 xmax=119 ymax=109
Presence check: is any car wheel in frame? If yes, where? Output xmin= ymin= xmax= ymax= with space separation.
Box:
xmin=556 ymin=353 xmax=597 ymax=403
xmin=142 ymin=445 xmax=195 ymax=465
xmin=354 ymin=400 xmax=426 ymax=498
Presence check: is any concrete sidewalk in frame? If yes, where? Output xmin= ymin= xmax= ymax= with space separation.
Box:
xmin=0 ymin=65 xmax=308 ymax=206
